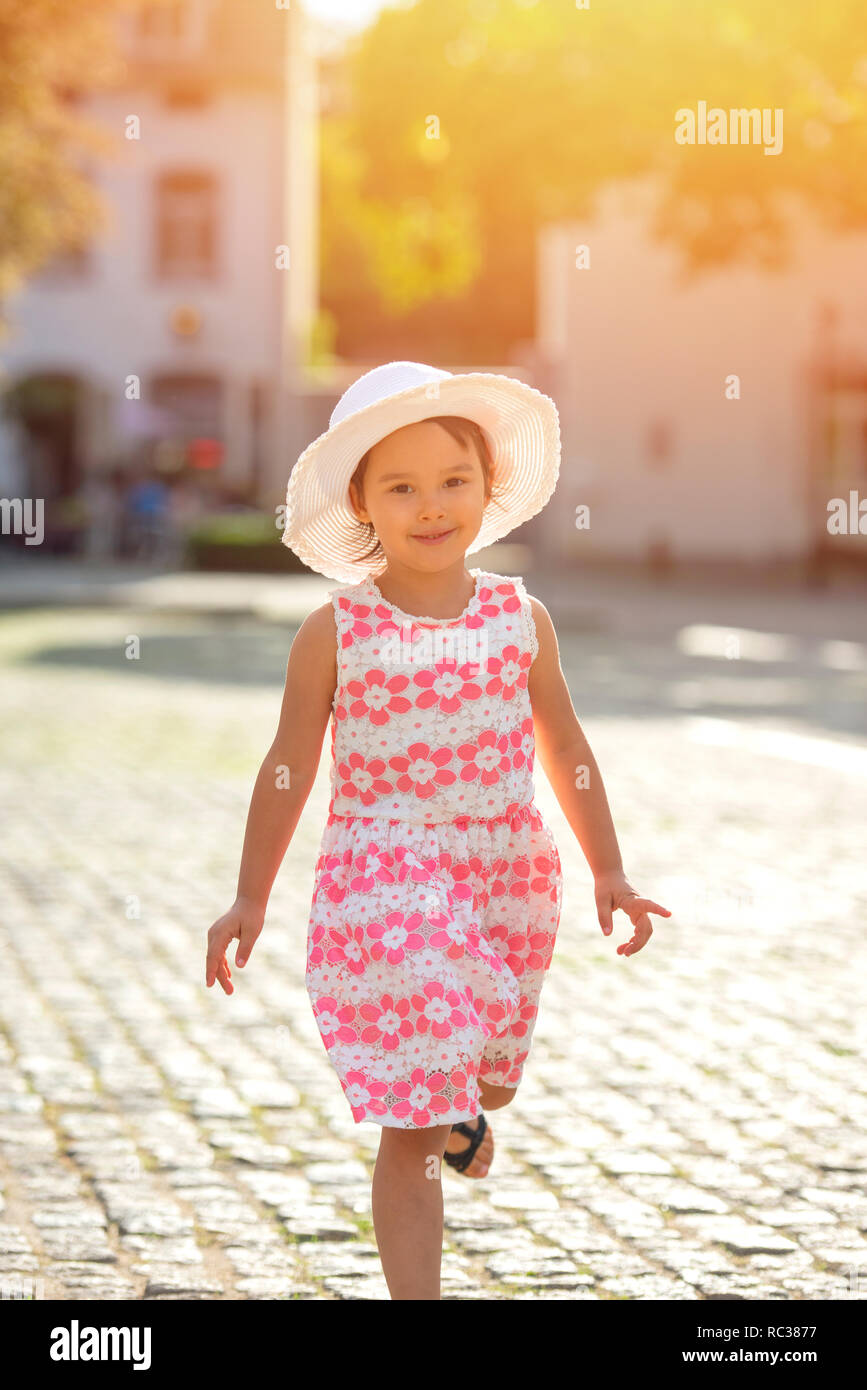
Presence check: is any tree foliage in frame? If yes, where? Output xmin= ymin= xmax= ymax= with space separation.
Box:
xmin=0 ymin=0 xmax=132 ymax=309
xmin=321 ymin=0 xmax=867 ymax=360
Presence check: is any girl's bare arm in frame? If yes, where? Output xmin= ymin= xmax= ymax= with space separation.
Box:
xmin=205 ymin=600 xmax=337 ymax=991
xmin=527 ymin=595 xmax=670 ymax=955
xmin=236 ymin=600 xmax=338 ymax=910
xmin=527 ymin=596 xmax=623 ymax=878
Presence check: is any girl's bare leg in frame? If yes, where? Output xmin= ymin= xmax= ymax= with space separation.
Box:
xmin=371 ymin=1122 xmax=453 ymax=1300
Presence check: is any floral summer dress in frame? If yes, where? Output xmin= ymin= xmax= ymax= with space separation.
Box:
xmin=305 ymin=567 xmax=564 ymax=1129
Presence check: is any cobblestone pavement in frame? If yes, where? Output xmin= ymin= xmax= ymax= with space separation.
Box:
xmin=1 ymin=588 xmax=866 ymax=1300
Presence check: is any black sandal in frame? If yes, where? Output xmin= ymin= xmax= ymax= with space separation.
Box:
xmin=442 ymin=1111 xmax=488 ymax=1174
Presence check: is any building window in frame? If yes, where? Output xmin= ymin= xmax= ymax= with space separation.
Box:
xmin=122 ymin=0 xmax=208 ymax=60
xmin=149 ymin=373 xmax=224 ymax=471
xmin=138 ymin=0 xmax=188 ymax=44
xmin=155 ymin=171 xmax=218 ymax=278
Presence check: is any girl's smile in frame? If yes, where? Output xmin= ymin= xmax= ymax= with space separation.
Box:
xmin=411 ymin=528 xmax=456 ymax=545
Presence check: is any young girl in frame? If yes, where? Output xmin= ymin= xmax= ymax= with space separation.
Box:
xmin=205 ymin=360 xmax=671 ymax=1301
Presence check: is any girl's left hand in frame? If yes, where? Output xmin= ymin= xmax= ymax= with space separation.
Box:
xmin=594 ymin=868 xmax=671 ymax=957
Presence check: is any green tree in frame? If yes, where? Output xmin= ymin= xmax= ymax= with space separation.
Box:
xmin=0 ymin=0 xmax=133 ymax=323
xmin=321 ymin=0 xmax=867 ymax=360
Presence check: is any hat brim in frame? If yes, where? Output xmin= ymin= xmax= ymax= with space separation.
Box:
xmin=281 ymin=372 xmax=560 ymax=584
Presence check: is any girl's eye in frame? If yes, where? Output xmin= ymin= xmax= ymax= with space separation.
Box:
xmin=389 ymin=478 xmax=466 ymax=493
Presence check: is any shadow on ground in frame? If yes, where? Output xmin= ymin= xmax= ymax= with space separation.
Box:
xmin=7 ymin=606 xmax=867 ymax=741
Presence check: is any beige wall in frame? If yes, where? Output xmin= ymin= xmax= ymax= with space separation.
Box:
xmin=536 ymin=175 xmax=867 ymax=563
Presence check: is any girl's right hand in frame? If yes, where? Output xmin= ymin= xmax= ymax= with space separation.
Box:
xmin=205 ymin=896 xmax=266 ymax=995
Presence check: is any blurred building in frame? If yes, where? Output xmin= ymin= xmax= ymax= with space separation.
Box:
xmin=534 ymin=174 xmax=867 ymax=570
xmin=0 ymin=0 xmax=317 ymax=511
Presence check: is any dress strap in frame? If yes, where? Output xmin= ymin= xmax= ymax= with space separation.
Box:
xmin=508 ymin=574 xmax=540 ymax=662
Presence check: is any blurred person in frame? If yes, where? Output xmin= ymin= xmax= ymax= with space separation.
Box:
xmin=125 ymin=468 xmax=170 ymax=562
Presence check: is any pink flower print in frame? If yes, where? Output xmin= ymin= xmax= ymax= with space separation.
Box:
xmin=411 ymin=981 xmax=469 ymax=1038
xmin=497 ymin=801 xmax=524 ymax=831
xmin=531 ymin=851 xmax=560 ymax=900
xmin=347 ymin=670 xmax=412 ymax=725
xmin=353 ymin=846 xmax=400 ymax=888
xmin=509 ymin=997 xmax=538 ymax=1038
xmin=367 ymin=909 xmax=426 ymax=964
xmin=428 ymin=852 xmax=480 ymax=906
xmin=383 ymin=845 xmax=430 ymax=889
xmin=458 ymin=854 xmax=489 ymax=909
xmin=485 ymin=645 xmax=531 ymax=700
xmin=414 ymin=660 xmax=483 ymax=714
xmin=480 ymin=1056 xmax=516 ymax=1086
xmin=364 ymin=1054 xmax=412 ymax=1092
xmin=369 ymin=604 xmax=404 ymax=640
xmin=449 ymin=1067 xmax=478 ymax=1113
xmin=485 ymin=920 xmax=509 ymax=949
xmin=471 ymin=991 xmax=515 ymax=1041
xmin=411 ymin=942 xmax=451 ymax=979
xmin=337 ymin=596 xmax=375 ymax=649
xmin=393 ymin=854 xmax=433 ymax=889
xmin=469 ymin=853 xmax=489 ymax=882
xmin=504 ymin=929 xmax=550 ymax=976
xmin=336 ymin=750 xmax=394 ymax=807
xmin=358 ymin=993 xmax=415 ymax=1051
xmin=479 ymin=1005 xmax=507 ymax=1040
xmin=509 ymin=857 xmax=533 ymax=898
xmin=475 ymin=580 xmax=506 ymax=621
xmin=487 ymin=857 xmax=513 ymax=901
xmin=342 ymin=1069 xmax=390 ymax=1120
xmin=509 ymin=717 xmax=536 ymax=771
xmin=325 ymin=924 xmax=368 ymax=976
xmin=307 ymin=921 xmax=326 ymax=969
xmin=494 ymin=581 xmax=521 ymax=616
xmin=390 ymin=1067 xmax=451 ymax=1124
xmin=475 ymin=933 xmax=509 ymax=973
xmin=313 ymin=996 xmax=358 ymax=1047
xmin=426 ymin=908 xmax=473 ymax=959
xmin=503 ymin=931 xmax=530 ymax=976
xmin=348 ymin=848 xmax=398 ymax=894
xmin=389 ymin=743 xmax=456 ymax=799
xmin=473 ymin=884 xmax=490 ymax=913
xmin=458 ymin=990 xmax=487 ymax=1032
xmin=320 ymin=848 xmax=356 ymax=904
xmin=457 ymin=730 xmax=511 ymax=786
xmin=511 ymin=853 xmax=558 ymax=898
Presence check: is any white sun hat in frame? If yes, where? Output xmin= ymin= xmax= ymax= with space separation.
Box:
xmin=281 ymin=359 xmax=560 ymax=584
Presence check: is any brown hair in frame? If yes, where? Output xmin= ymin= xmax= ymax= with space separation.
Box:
xmin=346 ymin=415 xmax=506 ymax=569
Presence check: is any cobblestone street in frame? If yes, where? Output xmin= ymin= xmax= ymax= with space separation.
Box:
xmin=1 ymin=562 xmax=866 ymax=1300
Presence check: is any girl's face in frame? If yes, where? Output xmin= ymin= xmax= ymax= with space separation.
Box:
xmin=349 ymin=420 xmax=489 ymax=573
